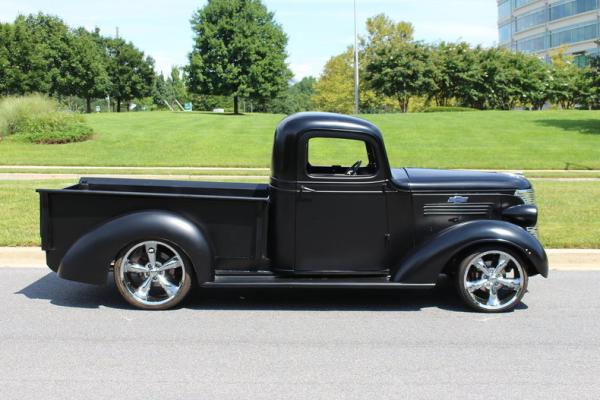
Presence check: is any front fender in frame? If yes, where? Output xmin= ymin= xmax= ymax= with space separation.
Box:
xmin=392 ymin=220 xmax=548 ymax=284
xmin=58 ymin=211 xmax=213 ymax=285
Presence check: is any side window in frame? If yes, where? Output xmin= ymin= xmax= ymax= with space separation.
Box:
xmin=307 ymin=137 xmax=378 ymax=177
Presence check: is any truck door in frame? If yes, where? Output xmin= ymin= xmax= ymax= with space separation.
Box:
xmin=294 ymin=133 xmax=389 ymax=273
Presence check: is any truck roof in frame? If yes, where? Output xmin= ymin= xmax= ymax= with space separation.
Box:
xmin=271 ymin=112 xmax=384 ymax=181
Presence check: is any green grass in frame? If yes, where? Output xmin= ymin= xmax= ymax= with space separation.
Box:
xmin=0 ymin=110 xmax=598 ymax=169
xmin=2 ymin=179 xmax=598 ymax=248
xmin=1 ymin=168 xmax=600 ymax=179
xmin=0 ymin=180 xmax=71 ymax=246
xmin=535 ymin=181 xmax=600 ymax=248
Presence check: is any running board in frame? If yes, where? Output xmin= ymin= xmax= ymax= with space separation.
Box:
xmin=201 ymin=275 xmax=435 ymax=289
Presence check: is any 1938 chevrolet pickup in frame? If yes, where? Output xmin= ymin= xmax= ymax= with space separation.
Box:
xmin=38 ymin=112 xmax=548 ymax=312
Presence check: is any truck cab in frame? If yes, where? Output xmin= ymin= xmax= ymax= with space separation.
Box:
xmin=269 ymin=112 xmax=401 ymax=274
xmin=38 ymin=112 xmax=548 ymax=312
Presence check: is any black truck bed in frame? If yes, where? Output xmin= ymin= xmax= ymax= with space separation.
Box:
xmin=38 ymin=177 xmax=270 ymax=273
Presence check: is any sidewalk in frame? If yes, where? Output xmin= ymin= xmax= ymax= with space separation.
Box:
xmin=0 ymin=173 xmax=268 ymax=181
xmin=1 ymin=247 xmax=599 ymax=271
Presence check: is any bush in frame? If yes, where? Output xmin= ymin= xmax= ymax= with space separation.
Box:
xmin=0 ymin=95 xmax=93 ymax=144
xmin=14 ymin=114 xmax=93 ymax=144
xmin=423 ymin=106 xmax=478 ymax=113
xmin=0 ymin=94 xmax=58 ymax=137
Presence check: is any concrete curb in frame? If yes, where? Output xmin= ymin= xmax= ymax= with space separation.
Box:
xmin=1 ymin=247 xmax=599 ymax=271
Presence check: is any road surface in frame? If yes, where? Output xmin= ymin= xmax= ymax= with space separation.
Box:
xmin=1 ymin=268 xmax=599 ymax=399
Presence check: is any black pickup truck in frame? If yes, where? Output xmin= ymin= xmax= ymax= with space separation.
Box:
xmin=38 ymin=112 xmax=547 ymax=312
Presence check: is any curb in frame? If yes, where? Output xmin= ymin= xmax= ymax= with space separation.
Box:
xmin=1 ymin=247 xmax=599 ymax=271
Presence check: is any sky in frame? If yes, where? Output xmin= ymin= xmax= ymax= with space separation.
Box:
xmin=0 ymin=0 xmax=499 ymax=80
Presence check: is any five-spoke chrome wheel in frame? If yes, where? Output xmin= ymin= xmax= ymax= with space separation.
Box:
xmin=457 ymin=248 xmax=528 ymax=313
xmin=114 ymin=240 xmax=192 ymax=310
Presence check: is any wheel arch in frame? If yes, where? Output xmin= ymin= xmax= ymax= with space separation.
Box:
xmin=391 ymin=220 xmax=548 ymax=284
xmin=57 ymin=210 xmax=214 ymax=285
xmin=442 ymin=240 xmax=540 ymax=278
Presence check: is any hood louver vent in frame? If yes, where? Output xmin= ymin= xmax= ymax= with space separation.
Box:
xmin=423 ymin=203 xmax=493 ymax=216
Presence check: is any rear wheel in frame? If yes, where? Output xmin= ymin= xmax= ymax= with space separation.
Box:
xmin=456 ymin=247 xmax=528 ymax=313
xmin=114 ymin=240 xmax=192 ymax=310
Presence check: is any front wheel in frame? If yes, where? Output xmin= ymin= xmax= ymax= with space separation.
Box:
xmin=456 ymin=247 xmax=529 ymax=313
xmin=114 ymin=240 xmax=193 ymax=310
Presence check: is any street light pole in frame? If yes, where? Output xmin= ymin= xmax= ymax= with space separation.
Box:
xmin=353 ymin=0 xmax=360 ymax=115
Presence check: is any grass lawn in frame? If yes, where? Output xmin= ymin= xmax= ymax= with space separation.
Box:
xmin=0 ymin=110 xmax=599 ymax=169
xmin=2 ymin=179 xmax=598 ymax=248
xmin=534 ymin=181 xmax=600 ymax=248
xmin=2 ymin=168 xmax=600 ymax=179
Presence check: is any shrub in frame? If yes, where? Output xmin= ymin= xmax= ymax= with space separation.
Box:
xmin=0 ymin=95 xmax=93 ymax=144
xmin=423 ymin=106 xmax=478 ymax=113
xmin=13 ymin=114 xmax=93 ymax=144
xmin=0 ymin=94 xmax=58 ymax=137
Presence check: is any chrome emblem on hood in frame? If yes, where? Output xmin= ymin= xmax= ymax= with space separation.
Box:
xmin=448 ymin=196 xmax=469 ymax=204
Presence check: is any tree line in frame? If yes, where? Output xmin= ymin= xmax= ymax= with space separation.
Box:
xmin=0 ymin=13 xmax=155 ymax=113
xmin=314 ymin=14 xmax=600 ymax=113
xmin=1 ymin=3 xmax=598 ymax=115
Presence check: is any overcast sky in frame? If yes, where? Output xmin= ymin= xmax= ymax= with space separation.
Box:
xmin=1 ymin=0 xmax=499 ymax=80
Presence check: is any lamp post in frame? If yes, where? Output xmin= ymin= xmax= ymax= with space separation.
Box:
xmin=353 ymin=0 xmax=360 ymax=115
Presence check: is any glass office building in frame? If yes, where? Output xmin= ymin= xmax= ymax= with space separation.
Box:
xmin=498 ymin=0 xmax=600 ymax=64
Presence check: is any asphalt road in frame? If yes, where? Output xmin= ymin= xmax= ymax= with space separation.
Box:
xmin=1 ymin=268 xmax=599 ymax=400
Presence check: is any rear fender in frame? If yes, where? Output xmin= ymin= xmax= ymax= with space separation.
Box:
xmin=392 ymin=220 xmax=548 ymax=284
xmin=57 ymin=211 xmax=213 ymax=285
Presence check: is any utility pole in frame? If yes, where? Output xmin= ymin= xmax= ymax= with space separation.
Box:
xmin=116 ymin=27 xmax=119 ymax=39
xmin=353 ymin=0 xmax=360 ymax=115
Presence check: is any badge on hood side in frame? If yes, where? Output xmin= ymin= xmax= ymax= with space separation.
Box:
xmin=448 ymin=196 xmax=469 ymax=204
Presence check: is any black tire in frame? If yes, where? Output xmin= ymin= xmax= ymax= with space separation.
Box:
xmin=114 ymin=240 xmax=193 ymax=310
xmin=456 ymin=245 xmax=529 ymax=313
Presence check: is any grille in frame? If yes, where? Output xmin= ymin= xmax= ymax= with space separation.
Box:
xmin=514 ymin=189 xmax=536 ymax=205
xmin=527 ymin=226 xmax=539 ymax=237
xmin=515 ymin=189 xmax=539 ymax=238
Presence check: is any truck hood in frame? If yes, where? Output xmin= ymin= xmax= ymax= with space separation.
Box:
xmin=392 ymin=168 xmax=531 ymax=191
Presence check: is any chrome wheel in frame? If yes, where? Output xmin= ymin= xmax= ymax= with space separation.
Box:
xmin=461 ymin=250 xmax=527 ymax=312
xmin=116 ymin=240 xmax=187 ymax=307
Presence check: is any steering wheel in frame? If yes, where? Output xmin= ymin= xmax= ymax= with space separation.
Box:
xmin=346 ymin=160 xmax=362 ymax=176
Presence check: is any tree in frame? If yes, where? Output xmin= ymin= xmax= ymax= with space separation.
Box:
xmin=104 ymin=38 xmax=155 ymax=112
xmin=313 ymin=47 xmax=398 ymax=114
xmin=586 ymin=56 xmax=600 ymax=108
xmin=362 ymin=13 xmax=414 ymax=49
xmin=428 ymin=42 xmax=477 ymax=107
xmin=361 ymin=14 xmax=412 ymax=113
xmin=0 ymin=23 xmax=11 ymax=95
xmin=169 ymin=66 xmax=189 ymax=102
xmin=313 ymin=49 xmax=355 ymax=114
xmin=1 ymin=14 xmax=68 ymax=95
xmin=153 ymin=73 xmax=175 ymax=108
xmin=265 ymin=76 xmax=316 ymax=114
xmin=547 ymin=47 xmax=590 ymax=109
xmin=366 ymin=41 xmax=434 ymax=112
xmin=67 ymin=29 xmax=110 ymax=113
xmin=187 ymin=0 xmax=292 ymax=114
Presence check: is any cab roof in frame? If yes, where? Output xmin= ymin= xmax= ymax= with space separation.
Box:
xmin=271 ymin=112 xmax=385 ymax=181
